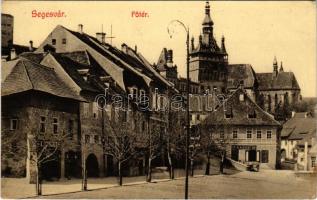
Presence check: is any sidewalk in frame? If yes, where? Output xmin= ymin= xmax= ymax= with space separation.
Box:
xmin=2 ymin=168 xmax=226 ymax=199
xmin=1 ymin=170 xmax=207 ymax=199
xmin=2 ymin=176 xmax=146 ymax=199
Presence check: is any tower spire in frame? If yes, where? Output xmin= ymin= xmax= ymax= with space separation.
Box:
xmin=221 ymin=35 xmax=227 ymax=54
xmin=279 ymin=61 xmax=284 ymax=72
xmin=205 ymin=1 xmax=210 ymax=16
xmin=202 ymin=1 xmax=214 ymax=26
xmin=273 ymin=56 xmax=278 ymax=77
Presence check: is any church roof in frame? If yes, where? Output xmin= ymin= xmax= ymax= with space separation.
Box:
xmin=1 ymin=58 xmax=83 ymax=101
xmin=227 ymin=64 xmax=257 ymax=89
xmin=256 ymin=71 xmax=300 ymax=90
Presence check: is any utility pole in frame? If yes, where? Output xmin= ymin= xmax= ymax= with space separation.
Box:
xmin=167 ymin=20 xmax=190 ymax=199
xmin=105 ymin=24 xmax=116 ymax=45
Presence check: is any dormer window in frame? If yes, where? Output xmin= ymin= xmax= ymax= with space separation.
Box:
xmin=225 ymin=106 xmax=233 ymax=118
xmin=239 ymin=94 xmax=244 ymax=101
xmin=248 ymin=109 xmax=256 ymax=118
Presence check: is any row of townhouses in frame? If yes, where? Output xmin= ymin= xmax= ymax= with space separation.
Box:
xmin=2 ymin=2 xmax=310 ymax=183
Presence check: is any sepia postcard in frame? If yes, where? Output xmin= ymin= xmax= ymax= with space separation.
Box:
xmin=1 ymin=0 xmax=316 ymax=199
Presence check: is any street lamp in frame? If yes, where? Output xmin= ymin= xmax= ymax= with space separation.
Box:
xmin=167 ymin=20 xmax=190 ymax=199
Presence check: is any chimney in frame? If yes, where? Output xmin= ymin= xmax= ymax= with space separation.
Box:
xmin=78 ymin=24 xmax=83 ymax=34
xmin=96 ymin=32 xmax=106 ymax=44
xmin=166 ymin=49 xmax=173 ymax=67
xmin=135 ymin=45 xmax=137 ymax=52
xmin=29 ymin=40 xmax=33 ymax=52
xmin=121 ymin=43 xmax=128 ymax=53
xmin=10 ymin=48 xmax=16 ymax=60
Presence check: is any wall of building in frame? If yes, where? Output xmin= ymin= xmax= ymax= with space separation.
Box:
xmin=259 ymin=89 xmax=300 ymax=113
xmin=1 ymin=14 xmax=14 ymax=47
xmin=281 ymin=139 xmax=297 ymax=160
xmin=212 ymin=125 xmax=279 ymax=169
xmin=1 ymin=93 xmax=80 ymax=183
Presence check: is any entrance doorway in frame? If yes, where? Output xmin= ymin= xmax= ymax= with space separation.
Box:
xmin=42 ymin=160 xmax=61 ymax=180
xmin=65 ymin=151 xmax=81 ymax=178
xmin=86 ymin=154 xmax=99 ymax=177
xmin=231 ymin=148 xmax=239 ymax=161
xmin=41 ymin=150 xmax=61 ymax=180
xmin=107 ymin=155 xmax=114 ymax=176
xmin=248 ymin=150 xmax=257 ymax=162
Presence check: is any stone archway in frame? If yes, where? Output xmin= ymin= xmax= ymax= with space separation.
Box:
xmin=86 ymin=154 xmax=99 ymax=177
xmin=281 ymin=149 xmax=286 ymax=161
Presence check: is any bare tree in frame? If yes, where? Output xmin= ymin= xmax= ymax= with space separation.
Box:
xmin=27 ymin=132 xmax=69 ymax=195
xmin=201 ymin=123 xmax=231 ymax=175
xmin=189 ymin=125 xmax=201 ymax=177
xmin=104 ymin=109 xmax=137 ymax=186
xmin=166 ymin=110 xmax=186 ymax=179
xmin=141 ymin=124 xmax=162 ymax=182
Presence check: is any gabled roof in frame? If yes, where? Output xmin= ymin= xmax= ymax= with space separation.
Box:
xmin=281 ymin=117 xmax=316 ymax=139
xmin=293 ymin=112 xmax=313 ymax=118
xmin=2 ymin=44 xmax=35 ymax=57
xmin=19 ymin=52 xmax=44 ymax=63
xmin=58 ymin=51 xmax=91 ymax=66
xmin=63 ymin=26 xmax=152 ymax=89
xmin=1 ymin=58 xmax=83 ymax=101
xmin=227 ymin=64 xmax=257 ymax=89
xmin=202 ymin=88 xmax=280 ymax=126
xmin=47 ymin=52 xmax=100 ymax=93
xmin=256 ymin=71 xmax=300 ymax=90
xmin=122 ymin=45 xmax=175 ymax=88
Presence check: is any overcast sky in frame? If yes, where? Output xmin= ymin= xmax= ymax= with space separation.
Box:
xmin=2 ymin=1 xmax=316 ymax=97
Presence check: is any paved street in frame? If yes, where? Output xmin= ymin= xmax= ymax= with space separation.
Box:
xmin=18 ymin=170 xmax=316 ymax=199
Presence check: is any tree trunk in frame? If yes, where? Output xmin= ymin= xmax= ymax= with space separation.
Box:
xmin=146 ymin=158 xmax=152 ymax=182
xmin=190 ymin=159 xmax=194 ymax=177
xmin=82 ymin=159 xmax=87 ymax=191
xmin=167 ymin=151 xmax=174 ymax=179
xmin=220 ymin=153 xmax=225 ymax=174
xmin=36 ymin=163 xmax=40 ymax=196
xmin=205 ymin=155 xmax=210 ymax=175
xmin=118 ymin=161 xmax=123 ymax=186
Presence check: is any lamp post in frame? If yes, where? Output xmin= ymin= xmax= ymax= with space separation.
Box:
xmin=167 ymin=20 xmax=190 ymax=199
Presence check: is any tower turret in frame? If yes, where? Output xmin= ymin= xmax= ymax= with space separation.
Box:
xmin=191 ymin=36 xmax=195 ymax=51
xmin=279 ymin=61 xmax=284 ymax=72
xmin=273 ymin=56 xmax=278 ymax=77
xmin=221 ymin=35 xmax=227 ymax=54
xmin=202 ymin=1 xmax=214 ymax=46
